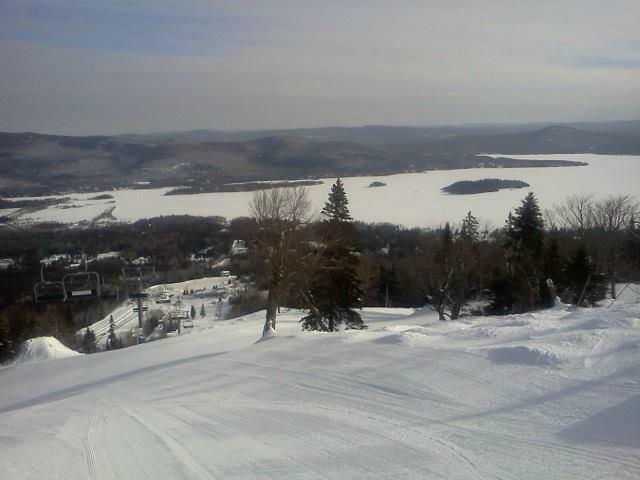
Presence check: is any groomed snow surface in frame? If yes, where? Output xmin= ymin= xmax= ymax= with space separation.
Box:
xmin=1 ymin=286 xmax=640 ymax=479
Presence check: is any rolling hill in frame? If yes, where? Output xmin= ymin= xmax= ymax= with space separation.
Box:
xmin=0 ymin=121 xmax=637 ymax=196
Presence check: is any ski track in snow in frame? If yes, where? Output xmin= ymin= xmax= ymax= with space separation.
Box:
xmin=2 ymin=289 xmax=640 ymax=479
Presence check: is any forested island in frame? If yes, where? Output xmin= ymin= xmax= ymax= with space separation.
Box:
xmin=442 ymin=178 xmax=529 ymax=195
xmin=165 ymin=180 xmax=323 ymax=196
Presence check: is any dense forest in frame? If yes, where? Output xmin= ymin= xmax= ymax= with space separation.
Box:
xmin=0 ymin=190 xmax=638 ymax=361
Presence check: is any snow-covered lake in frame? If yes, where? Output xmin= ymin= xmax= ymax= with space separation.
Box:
xmin=9 ymin=154 xmax=640 ymax=228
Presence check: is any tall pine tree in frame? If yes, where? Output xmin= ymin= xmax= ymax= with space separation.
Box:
xmin=493 ymin=192 xmax=547 ymax=312
xmin=106 ymin=315 xmax=119 ymax=350
xmin=505 ymin=191 xmax=545 ymax=256
xmin=460 ymin=211 xmax=479 ymax=242
xmin=321 ymin=178 xmax=353 ymax=222
xmin=302 ymin=179 xmax=365 ymax=331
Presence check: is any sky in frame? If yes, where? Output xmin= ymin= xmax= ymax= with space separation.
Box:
xmin=1 ymin=0 xmax=639 ymax=135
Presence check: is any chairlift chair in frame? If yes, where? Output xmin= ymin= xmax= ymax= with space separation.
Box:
xmin=99 ymin=275 xmax=120 ymax=300
xmin=33 ymin=280 xmax=67 ymax=303
xmin=122 ymin=265 xmax=157 ymax=283
xmin=63 ymin=271 xmax=101 ymax=301
xmin=123 ymin=265 xmax=156 ymax=299
xmin=33 ymin=265 xmax=67 ymax=303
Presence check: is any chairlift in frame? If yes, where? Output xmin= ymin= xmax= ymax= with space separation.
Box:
xmin=33 ymin=266 xmax=67 ymax=303
xmin=100 ymin=276 xmax=120 ymax=300
xmin=122 ymin=265 xmax=156 ymax=283
xmin=63 ymin=271 xmax=101 ymax=301
xmin=33 ymin=280 xmax=67 ymax=303
xmin=123 ymin=265 xmax=156 ymax=299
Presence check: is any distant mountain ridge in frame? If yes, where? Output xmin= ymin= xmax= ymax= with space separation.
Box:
xmin=0 ymin=121 xmax=638 ymax=196
xmin=392 ymin=125 xmax=640 ymax=156
xmin=118 ymin=120 xmax=640 ymax=146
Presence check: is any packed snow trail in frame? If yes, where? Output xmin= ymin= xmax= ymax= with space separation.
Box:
xmin=1 ymin=294 xmax=640 ymax=479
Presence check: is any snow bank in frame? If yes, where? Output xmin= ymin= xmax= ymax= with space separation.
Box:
xmin=375 ymin=326 xmax=432 ymax=346
xmin=13 ymin=337 xmax=81 ymax=365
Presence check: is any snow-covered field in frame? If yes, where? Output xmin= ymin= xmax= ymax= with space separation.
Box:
xmin=5 ymin=154 xmax=640 ymax=228
xmin=2 ymin=286 xmax=639 ymax=479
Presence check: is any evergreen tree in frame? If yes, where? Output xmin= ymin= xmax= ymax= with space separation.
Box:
xmin=442 ymin=222 xmax=453 ymax=252
xmin=460 ymin=211 xmax=479 ymax=242
xmin=492 ymin=192 xmax=547 ymax=313
xmin=505 ymin=192 xmax=545 ymax=256
xmin=80 ymin=327 xmax=97 ymax=353
xmin=106 ymin=315 xmax=119 ymax=350
xmin=321 ymin=178 xmax=352 ymax=222
xmin=200 ymin=304 xmax=206 ymax=318
xmin=302 ymin=179 xmax=365 ymax=331
xmin=426 ymin=214 xmax=482 ymax=320
xmin=190 ymin=305 xmax=196 ymax=320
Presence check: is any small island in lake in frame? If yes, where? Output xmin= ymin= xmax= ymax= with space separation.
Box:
xmin=88 ymin=194 xmax=114 ymax=200
xmin=368 ymin=181 xmax=386 ymax=188
xmin=442 ymin=178 xmax=529 ymax=195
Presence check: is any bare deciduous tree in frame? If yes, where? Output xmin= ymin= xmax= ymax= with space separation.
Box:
xmin=552 ymin=194 xmax=595 ymax=236
xmin=554 ymin=194 xmax=639 ymax=299
xmin=592 ymin=195 xmax=637 ymax=232
xmin=591 ymin=195 xmax=639 ymax=298
xmin=250 ymin=186 xmax=311 ymax=337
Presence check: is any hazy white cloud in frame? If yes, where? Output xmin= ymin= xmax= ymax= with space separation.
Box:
xmin=1 ymin=1 xmax=639 ymax=134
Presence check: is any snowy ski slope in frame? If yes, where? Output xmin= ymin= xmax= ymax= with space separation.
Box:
xmin=1 ymin=286 xmax=639 ymax=479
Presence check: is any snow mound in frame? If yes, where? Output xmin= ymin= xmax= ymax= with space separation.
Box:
xmin=487 ymin=345 xmax=561 ymax=366
xmin=13 ymin=337 xmax=82 ymax=365
xmin=549 ymin=296 xmax=572 ymax=311
xmin=375 ymin=327 xmax=431 ymax=346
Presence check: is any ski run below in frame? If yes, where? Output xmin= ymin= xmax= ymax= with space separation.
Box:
xmin=1 ymin=286 xmax=640 ymax=479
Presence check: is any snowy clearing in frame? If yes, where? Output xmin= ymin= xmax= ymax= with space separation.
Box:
xmin=1 ymin=286 xmax=639 ymax=479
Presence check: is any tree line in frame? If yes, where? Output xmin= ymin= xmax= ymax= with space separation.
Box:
xmin=247 ymin=183 xmax=639 ymax=334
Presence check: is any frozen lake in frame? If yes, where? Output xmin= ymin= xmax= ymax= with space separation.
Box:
xmin=9 ymin=154 xmax=640 ymax=229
